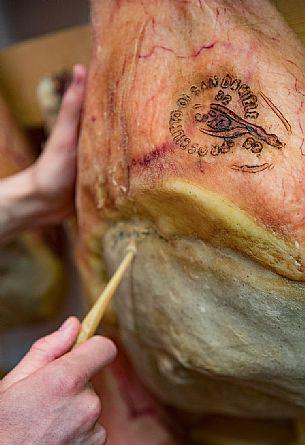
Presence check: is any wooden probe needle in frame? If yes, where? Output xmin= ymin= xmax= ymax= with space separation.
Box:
xmin=75 ymin=245 xmax=136 ymax=346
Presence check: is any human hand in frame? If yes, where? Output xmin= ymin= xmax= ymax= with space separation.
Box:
xmin=0 ymin=317 xmax=116 ymax=445
xmin=0 ymin=64 xmax=87 ymax=242
xmin=29 ymin=64 xmax=87 ymax=224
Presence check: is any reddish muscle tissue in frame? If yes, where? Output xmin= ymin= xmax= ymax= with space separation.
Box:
xmin=77 ymin=1 xmax=305 ymax=443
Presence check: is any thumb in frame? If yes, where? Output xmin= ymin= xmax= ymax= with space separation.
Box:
xmin=1 ymin=317 xmax=80 ymax=391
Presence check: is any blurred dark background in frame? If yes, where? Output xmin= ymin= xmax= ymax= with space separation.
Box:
xmin=0 ymin=0 xmax=89 ymax=48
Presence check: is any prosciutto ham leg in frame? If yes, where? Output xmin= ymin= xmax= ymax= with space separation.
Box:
xmin=77 ymin=1 xmax=305 ymax=443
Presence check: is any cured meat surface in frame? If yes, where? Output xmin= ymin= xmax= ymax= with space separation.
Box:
xmin=77 ymin=0 xmax=305 ymax=442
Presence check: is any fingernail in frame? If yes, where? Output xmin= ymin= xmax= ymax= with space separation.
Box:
xmin=73 ymin=67 xmax=82 ymax=86
xmin=59 ymin=317 xmax=72 ymax=331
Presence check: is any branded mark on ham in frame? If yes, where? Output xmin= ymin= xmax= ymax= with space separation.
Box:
xmin=169 ymin=73 xmax=287 ymax=173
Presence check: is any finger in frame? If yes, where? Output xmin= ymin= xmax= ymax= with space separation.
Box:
xmin=75 ymin=425 xmax=107 ymax=445
xmin=50 ymin=336 xmax=117 ymax=392
xmin=80 ymin=424 xmax=107 ymax=445
xmin=1 ymin=317 xmax=80 ymax=391
xmin=89 ymin=423 xmax=107 ymax=445
xmin=74 ymin=387 xmax=103 ymax=431
xmin=41 ymin=64 xmax=87 ymax=163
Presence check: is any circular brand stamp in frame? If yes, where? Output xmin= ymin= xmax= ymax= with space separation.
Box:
xmin=169 ymin=74 xmax=289 ymax=173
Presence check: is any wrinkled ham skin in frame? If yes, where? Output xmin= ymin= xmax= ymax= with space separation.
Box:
xmin=80 ymin=0 xmax=305 ymax=243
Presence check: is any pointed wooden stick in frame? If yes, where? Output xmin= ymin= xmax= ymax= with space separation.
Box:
xmin=75 ymin=244 xmax=136 ymax=346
